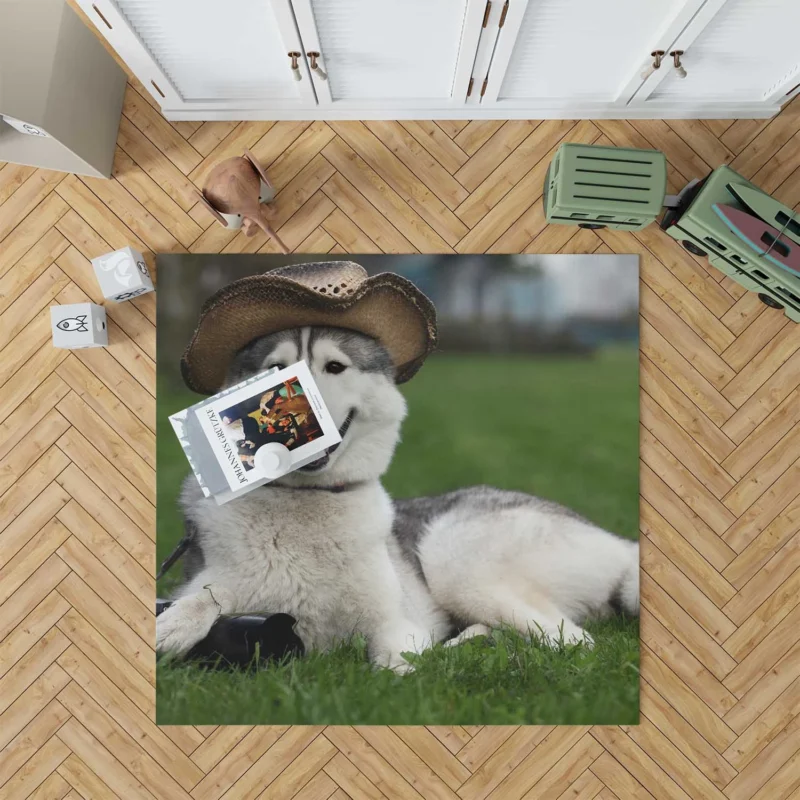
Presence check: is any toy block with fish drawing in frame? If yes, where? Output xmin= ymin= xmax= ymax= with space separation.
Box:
xmin=50 ymin=302 xmax=107 ymax=349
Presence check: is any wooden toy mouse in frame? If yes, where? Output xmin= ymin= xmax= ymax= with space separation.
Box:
xmin=197 ymin=149 xmax=289 ymax=253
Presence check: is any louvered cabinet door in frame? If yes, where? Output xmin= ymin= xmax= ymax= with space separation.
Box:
xmin=633 ymin=0 xmax=800 ymax=110
xmin=479 ymin=0 xmax=705 ymax=111
xmin=76 ymin=0 xmax=317 ymax=113
xmin=289 ymin=0 xmax=487 ymax=108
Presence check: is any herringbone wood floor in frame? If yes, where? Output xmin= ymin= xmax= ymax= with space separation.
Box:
xmin=3 ymin=55 xmax=800 ymax=798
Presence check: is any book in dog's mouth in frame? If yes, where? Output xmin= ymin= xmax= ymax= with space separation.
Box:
xmin=169 ymin=360 xmax=342 ymax=504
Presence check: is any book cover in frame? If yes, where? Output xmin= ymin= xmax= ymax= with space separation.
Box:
xmin=170 ymin=360 xmax=340 ymax=504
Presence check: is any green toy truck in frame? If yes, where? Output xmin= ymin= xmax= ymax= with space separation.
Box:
xmin=659 ymin=166 xmax=800 ymax=322
xmin=544 ymin=142 xmax=800 ymax=322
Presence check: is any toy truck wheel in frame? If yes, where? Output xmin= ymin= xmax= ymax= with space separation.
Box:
xmin=682 ymin=240 xmax=708 ymax=257
xmin=578 ymin=223 xmax=606 ymax=230
xmin=758 ymin=293 xmax=784 ymax=310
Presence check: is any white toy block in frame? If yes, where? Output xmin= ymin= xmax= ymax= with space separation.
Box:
xmin=51 ymin=303 xmax=107 ymax=349
xmin=91 ymin=246 xmax=154 ymax=302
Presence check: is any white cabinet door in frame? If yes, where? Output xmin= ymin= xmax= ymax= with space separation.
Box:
xmin=479 ymin=0 xmax=706 ymax=111
xmin=76 ymin=0 xmax=317 ymax=112
xmin=634 ymin=0 xmax=800 ymax=109
xmin=76 ymin=0 xmax=796 ymax=118
xmin=290 ymin=0 xmax=486 ymax=109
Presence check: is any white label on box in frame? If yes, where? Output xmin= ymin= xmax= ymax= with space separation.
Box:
xmin=2 ymin=116 xmax=50 ymax=137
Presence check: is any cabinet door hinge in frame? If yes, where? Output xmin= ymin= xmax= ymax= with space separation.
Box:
xmin=482 ymin=0 xmax=492 ymax=27
xmin=499 ymin=0 xmax=509 ymax=27
xmin=480 ymin=77 xmax=488 ymax=97
xmin=467 ymin=77 xmax=474 ymax=97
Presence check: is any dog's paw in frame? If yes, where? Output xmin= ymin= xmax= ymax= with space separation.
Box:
xmin=370 ymin=647 xmax=418 ymax=675
xmin=156 ymin=594 xmax=219 ymax=656
xmin=370 ymin=649 xmax=416 ymax=674
xmin=537 ymin=623 xmax=594 ymax=650
xmin=373 ymin=653 xmax=416 ymax=675
xmin=444 ymin=623 xmax=492 ymax=647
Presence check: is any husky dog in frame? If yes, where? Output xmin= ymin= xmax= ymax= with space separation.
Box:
xmin=157 ymin=326 xmax=639 ymax=670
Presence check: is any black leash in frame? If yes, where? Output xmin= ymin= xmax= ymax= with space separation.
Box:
xmin=156 ymin=526 xmax=195 ymax=581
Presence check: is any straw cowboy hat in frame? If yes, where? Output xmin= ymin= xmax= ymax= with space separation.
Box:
xmin=181 ymin=260 xmax=438 ymax=394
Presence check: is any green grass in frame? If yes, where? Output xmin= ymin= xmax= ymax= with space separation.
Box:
xmin=158 ymin=621 xmax=639 ymax=725
xmin=157 ymin=347 xmax=639 ymax=725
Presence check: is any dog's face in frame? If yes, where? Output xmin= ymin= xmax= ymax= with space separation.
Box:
xmin=225 ymin=326 xmax=407 ymax=485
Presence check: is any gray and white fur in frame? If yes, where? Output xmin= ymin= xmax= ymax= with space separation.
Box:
xmin=157 ymin=327 xmax=639 ymax=670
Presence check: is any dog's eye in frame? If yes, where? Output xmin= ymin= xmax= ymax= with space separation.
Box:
xmin=267 ymin=363 xmax=286 ymax=371
xmin=325 ymin=361 xmax=347 ymax=374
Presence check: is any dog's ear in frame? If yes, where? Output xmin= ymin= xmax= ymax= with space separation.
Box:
xmin=243 ymin=149 xmax=273 ymax=192
xmin=196 ymin=190 xmax=229 ymax=227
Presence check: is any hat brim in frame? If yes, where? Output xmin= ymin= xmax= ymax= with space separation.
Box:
xmin=180 ymin=272 xmax=437 ymax=394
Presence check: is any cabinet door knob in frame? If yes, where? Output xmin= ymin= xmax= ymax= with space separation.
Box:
xmin=641 ymin=50 xmax=665 ymax=81
xmin=307 ymin=52 xmax=328 ymax=81
xmin=288 ymin=52 xmax=302 ymax=81
xmin=670 ymin=50 xmax=687 ymax=79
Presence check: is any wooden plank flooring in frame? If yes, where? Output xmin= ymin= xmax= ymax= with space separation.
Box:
xmin=2 ymin=80 xmax=800 ymax=798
